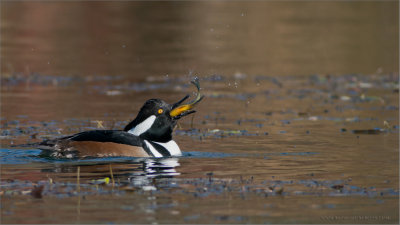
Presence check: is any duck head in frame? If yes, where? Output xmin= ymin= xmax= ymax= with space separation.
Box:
xmin=124 ymin=80 xmax=203 ymax=143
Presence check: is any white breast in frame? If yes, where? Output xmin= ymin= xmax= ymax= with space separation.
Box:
xmin=144 ymin=140 xmax=182 ymax=157
xmin=153 ymin=140 xmax=182 ymax=156
xmin=144 ymin=140 xmax=163 ymax=157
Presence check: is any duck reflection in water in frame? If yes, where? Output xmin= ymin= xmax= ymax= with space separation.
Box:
xmin=42 ymin=157 xmax=181 ymax=189
xmin=128 ymin=157 xmax=180 ymax=187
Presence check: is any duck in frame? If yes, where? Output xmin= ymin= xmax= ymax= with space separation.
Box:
xmin=38 ymin=80 xmax=203 ymax=158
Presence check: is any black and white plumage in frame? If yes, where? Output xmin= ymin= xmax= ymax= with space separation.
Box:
xmin=37 ymin=92 xmax=203 ymax=158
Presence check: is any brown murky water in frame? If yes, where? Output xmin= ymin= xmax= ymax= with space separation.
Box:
xmin=1 ymin=1 xmax=399 ymax=224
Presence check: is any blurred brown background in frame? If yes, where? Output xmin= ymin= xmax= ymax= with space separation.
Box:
xmin=2 ymin=1 xmax=398 ymax=79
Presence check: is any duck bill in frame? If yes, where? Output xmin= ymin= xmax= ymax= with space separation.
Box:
xmin=170 ymin=94 xmax=204 ymax=118
xmin=170 ymin=77 xmax=204 ymax=119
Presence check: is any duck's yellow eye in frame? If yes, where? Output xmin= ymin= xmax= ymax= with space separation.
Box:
xmin=158 ymin=109 xmax=163 ymax=114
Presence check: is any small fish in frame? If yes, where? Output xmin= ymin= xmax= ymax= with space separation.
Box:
xmin=170 ymin=77 xmax=204 ymax=119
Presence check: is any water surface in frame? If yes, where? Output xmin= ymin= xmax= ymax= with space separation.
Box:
xmin=1 ymin=1 xmax=399 ymax=224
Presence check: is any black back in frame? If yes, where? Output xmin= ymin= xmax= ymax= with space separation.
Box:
xmin=66 ymin=130 xmax=143 ymax=146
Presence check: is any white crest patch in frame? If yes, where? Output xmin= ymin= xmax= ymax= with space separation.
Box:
xmin=128 ymin=115 xmax=156 ymax=136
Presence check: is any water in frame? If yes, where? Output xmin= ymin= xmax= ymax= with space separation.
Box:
xmin=1 ymin=1 xmax=399 ymax=224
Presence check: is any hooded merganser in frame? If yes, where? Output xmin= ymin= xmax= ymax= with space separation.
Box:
xmin=38 ymin=80 xmax=203 ymax=158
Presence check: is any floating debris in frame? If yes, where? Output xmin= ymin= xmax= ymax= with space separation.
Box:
xmin=359 ymin=82 xmax=373 ymax=88
xmin=106 ymin=90 xmax=122 ymax=96
xmin=31 ymin=185 xmax=44 ymax=199
xmin=340 ymin=96 xmax=351 ymax=101
xmin=89 ymin=177 xmax=110 ymax=185
xmin=1 ymin=176 xmax=398 ymax=199
xmin=331 ymin=184 xmax=344 ymax=190
xmin=352 ymin=129 xmax=385 ymax=135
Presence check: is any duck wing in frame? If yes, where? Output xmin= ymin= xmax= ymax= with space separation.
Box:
xmin=37 ymin=130 xmax=145 ymax=158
